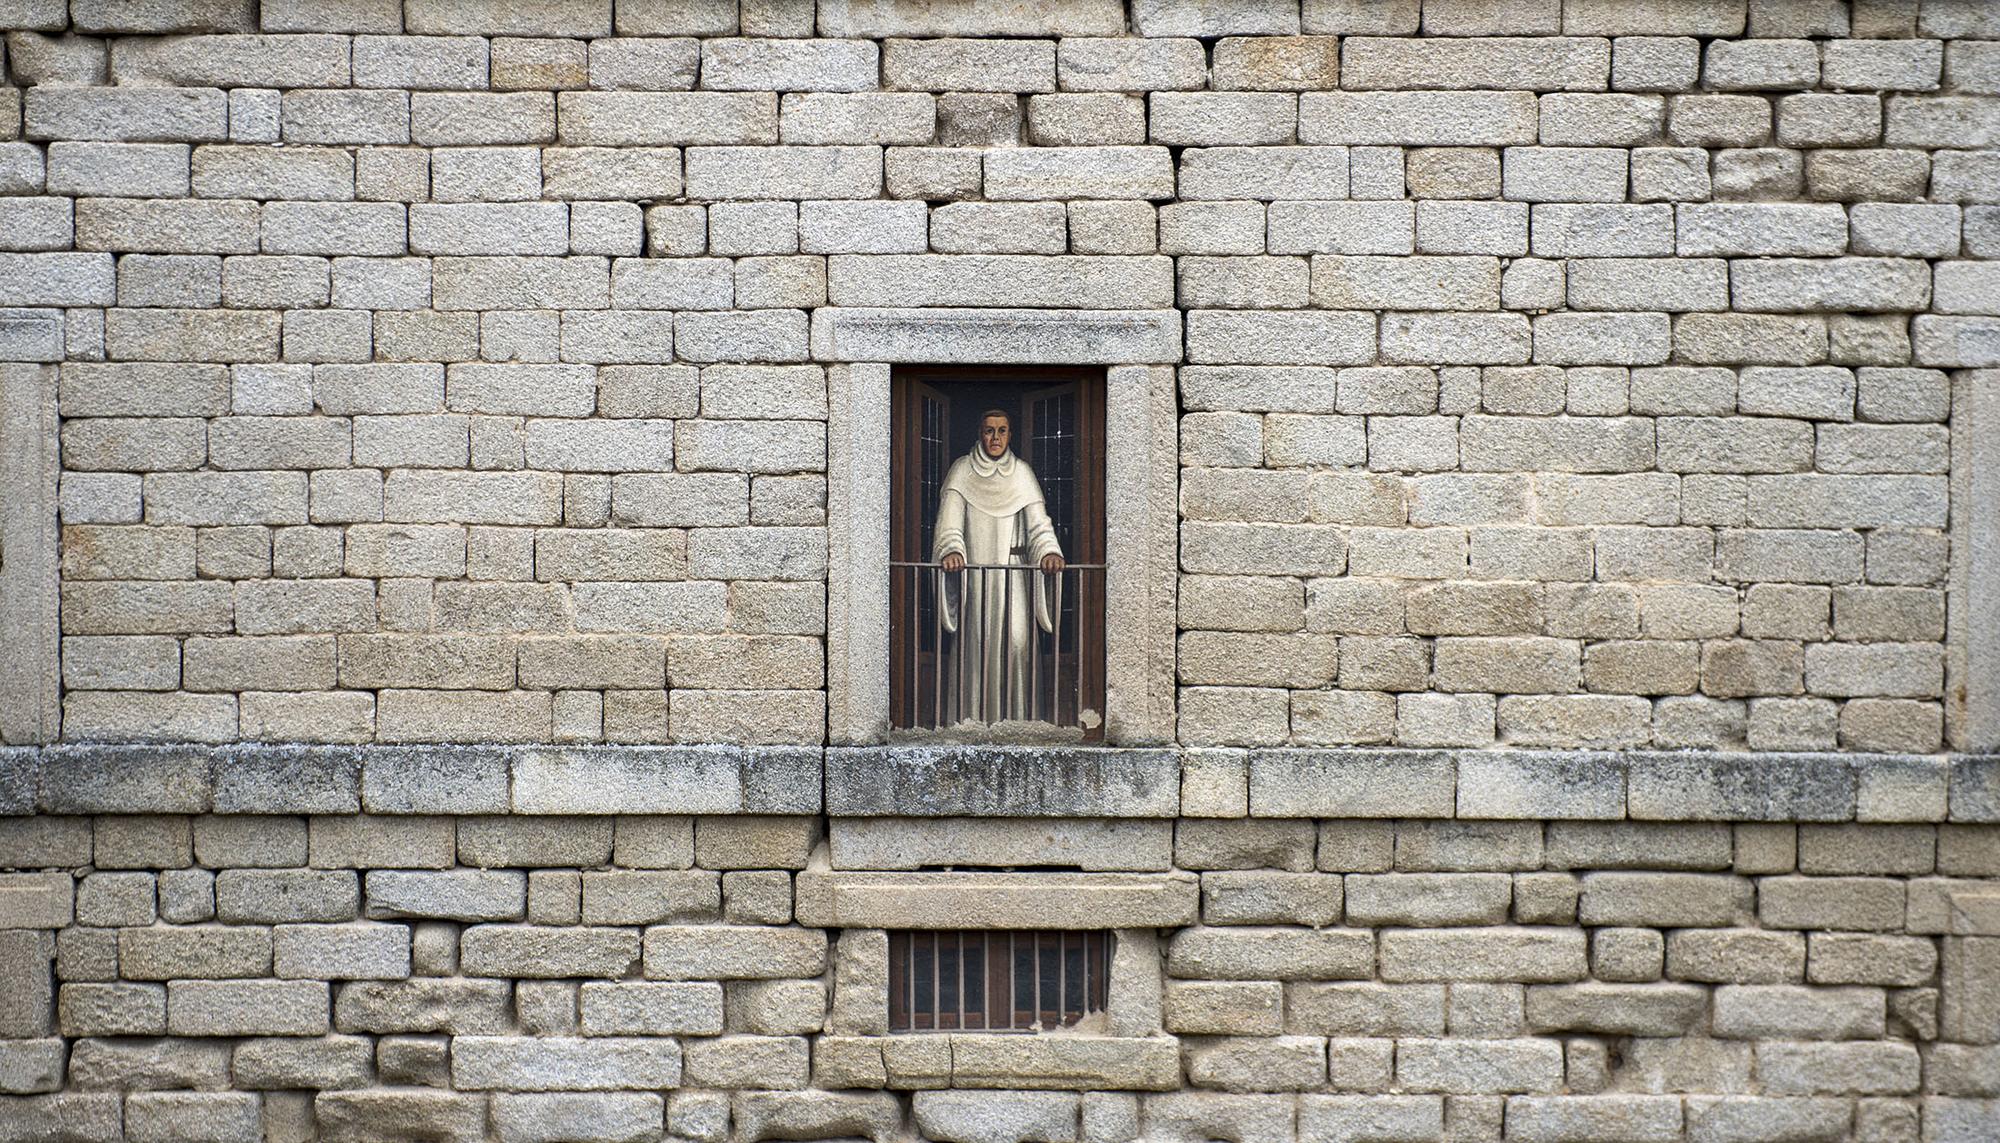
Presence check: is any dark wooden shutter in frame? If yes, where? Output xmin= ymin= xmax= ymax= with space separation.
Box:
xmin=891 ymin=378 xmax=948 ymax=730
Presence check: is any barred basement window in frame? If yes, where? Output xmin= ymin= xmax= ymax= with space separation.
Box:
xmin=887 ymin=930 xmax=1110 ymax=1032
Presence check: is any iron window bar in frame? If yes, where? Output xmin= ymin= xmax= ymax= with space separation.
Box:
xmin=886 ymin=930 xmax=1111 ymax=1033
xmin=890 ymin=561 xmax=1105 ymax=731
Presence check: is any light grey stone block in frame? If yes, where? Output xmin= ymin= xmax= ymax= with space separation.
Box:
xmin=825 ymin=747 xmax=1179 ymax=818
xmin=1457 ymin=752 xmax=1625 ymax=820
xmin=452 ymin=1036 xmax=680 ymax=1092
xmin=810 ymin=308 xmax=1181 ymax=364
xmin=512 ymin=746 xmax=744 ymax=814
xmin=0 ymin=366 xmax=57 ymax=746
xmin=1628 ymin=753 xmax=1857 ymax=822
xmin=1301 ymin=91 xmax=1538 ymax=145
xmin=1249 ymin=749 xmax=1456 ymax=818
xmin=362 ymin=746 xmax=510 ymax=814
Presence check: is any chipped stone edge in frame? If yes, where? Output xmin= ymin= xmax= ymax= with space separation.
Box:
xmin=6 ymin=746 xmax=1989 ymax=823
xmin=1949 ymin=368 xmax=2000 ymax=753
xmin=825 ymin=362 xmax=893 ymax=746
xmin=0 ymin=364 xmax=59 ymax=746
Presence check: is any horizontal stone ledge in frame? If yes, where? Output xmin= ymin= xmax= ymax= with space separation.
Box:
xmin=4 ymin=744 xmax=1992 ymax=825
xmin=824 ymin=746 xmax=1181 ymax=819
xmin=23 ymin=744 xmax=822 ymax=817
xmin=796 ymin=871 xmax=1197 ymax=928
xmin=808 ymin=307 xmax=1183 ymax=363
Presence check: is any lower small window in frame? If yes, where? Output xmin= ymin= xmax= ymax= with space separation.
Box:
xmin=887 ymin=930 xmax=1110 ymax=1032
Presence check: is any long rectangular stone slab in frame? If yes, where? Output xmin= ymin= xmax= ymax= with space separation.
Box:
xmin=824 ymin=746 xmax=1179 ymax=818
xmin=1626 ymin=752 xmax=1856 ymax=822
xmin=0 ymin=364 xmax=58 ymax=745
xmin=1455 ymin=752 xmax=1625 ymax=820
xmin=362 ymin=746 xmax=511 ymax=814
xmin=213 ymin=746 xmax=362 ymax=815
xmin=795 ymin=871 xmax=1197 ymax=928
xmin=1248 ymin=749 xmax=1457 ymax=818
xmin=809 ymin=307 xmax=1182 ymax=363
xmin=511 ymin=747 xmax=744 ymax=815
xmin=41 ymin=746 xmax=214 ymax=814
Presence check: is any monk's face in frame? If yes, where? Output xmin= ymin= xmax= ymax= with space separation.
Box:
xmin=980 ymin=415 xmax=1010 ymax=458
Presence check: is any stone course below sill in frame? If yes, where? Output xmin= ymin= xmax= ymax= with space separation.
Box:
xmin=0 ymin=745 xmax=1993 ymax=824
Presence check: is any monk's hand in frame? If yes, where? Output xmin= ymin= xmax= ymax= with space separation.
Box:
xmin=1041 ymin=554 xmax=1065 ymax=575
xmin=940 ymin=553 xmax=964 ymax=572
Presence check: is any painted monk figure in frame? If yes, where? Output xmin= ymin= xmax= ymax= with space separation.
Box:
xmin=931 ymin=409 xmax=1065 ymax=723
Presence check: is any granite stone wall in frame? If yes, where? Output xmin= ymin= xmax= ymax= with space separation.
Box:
xmin=0 ymin=0 xmax=1994 ymax=753
xmin=3 ymin=0 xmax=2000 ymax=1136
xmin=0 ymin=745 xmax=1995 ymax=1141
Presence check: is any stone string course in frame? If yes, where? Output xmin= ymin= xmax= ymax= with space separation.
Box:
xmin=0 ymin=0 xmax=1992 ymax=754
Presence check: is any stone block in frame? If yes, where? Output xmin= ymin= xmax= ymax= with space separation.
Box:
xmin=1347 ymin=873 xmax=1511 ymax=927
xmin=1457 ymin=751 xmax=1625 ymax=820
xmin=1167 ymin=926 xmax=1374 ymax=981
xmin=830 ymin=817 xmax=1169 ymax=873
xmin=1298 ymin=1095 xmax=1443 ymax=1143
xmin=364 ymin=870 xmax=525 ymax=923
xmin=643 ymin=925 xmax=825 ymax=980
xmin=59 ymin=982 xmax=166 ymax=1038
xmin=1627 ymin=753 xmax=1856 ymax=821
xmin=1711 ymin=984 xmax=1885 ymax=1040
xmin=460 ymin=926 xmax=639 ymax=979
xmin=1394 ymin=1037 xmax=1564 ymax=1094
xmin=1578 ymin=872 xmax=1753 ymax=928
xmin=950 ymin=1035 xmax=1179 ymax=1092
xmin=452 ymin=1036 xmax=681 ymax=1092
xmin=1301 ymin=91 xmax=1539 ymax=145
xmin=799 ymin=870 xmax=1193 ymax=929
xmin=580 ymin=982 xmax=723 ymax=1037
xmin=167 ymin=979 xmax=328 ymax=1037
xmin=333 ymin=978 xmax=512 ymax=1035
xmin=1248 ymin=749 xmax=1454 ymax=818
xmin=1504 ymin=1096 xmax=1683 ymax=1143
xmin=273 ymin=923 xmax=410 ymax=981
xmin=1380 ymin=928 xmax=1587 ymax=983
xmin=826 ymin=747 xmax=1177 ymax=818
xmin=1667 ymin=929 xmax=1805 ymax=985
xmin=490 ymin=1093 xmax=664 ymax=1143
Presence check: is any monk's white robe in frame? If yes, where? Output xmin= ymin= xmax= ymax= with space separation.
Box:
xmin=930 ymin=446 xmax=1063 ymax=724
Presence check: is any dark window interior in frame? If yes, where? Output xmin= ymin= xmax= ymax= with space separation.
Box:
xmin=889 ymin=366 xmax=1106 ymax=738
xmin=887 ymin=929 xmax=1112 ymax=1032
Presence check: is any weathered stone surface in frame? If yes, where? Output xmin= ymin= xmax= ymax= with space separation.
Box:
xmin=1249 ymin=750 xmax=1455 ymax=817
xmin=1628 ymin=753 xmax=1856 ymax=821
xmin=825 ymin=747 xmax=1178 ymax=818
xmin=511 ymin=747 xmax=745 ymax=814
xmin=797 ymin=871 xmax=1195 ymax=928
xmin=810 ymin=308 xmax=1182 ymax=364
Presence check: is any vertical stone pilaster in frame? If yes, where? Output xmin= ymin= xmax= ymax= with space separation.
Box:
xmin=1105 ymin=364 xmax=1179 ymax=746
xmin=826 ymin=363 xmax=892 ymax=746
xmin=1949 ymin=369 xmax=2000 ymax=751
xmin=0 ymin=364 xmax=59 ymax=745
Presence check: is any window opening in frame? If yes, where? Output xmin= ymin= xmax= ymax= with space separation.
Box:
xmin=890 ymin=367 xmax=1107 ymax=739
xmin=886 ymin=930 xmax=1111 ymax=1032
